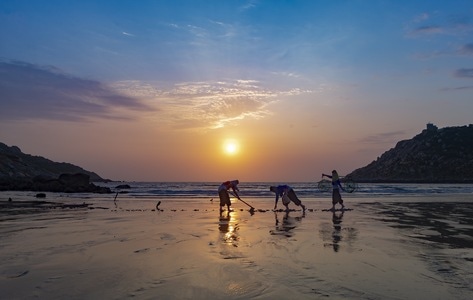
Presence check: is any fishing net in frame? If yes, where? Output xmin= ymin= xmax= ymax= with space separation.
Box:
xmin=342 ymin=178 xmax=358 ymax=193
xmin=317 ymin=179 xmax=331 ymax=193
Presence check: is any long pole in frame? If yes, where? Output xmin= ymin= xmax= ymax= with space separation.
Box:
xmin=229 ymin=191 xmax=255 ymax=210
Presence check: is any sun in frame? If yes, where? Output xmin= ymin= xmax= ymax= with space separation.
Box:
xmin=223 ymin=139 xmax=239 ymax=155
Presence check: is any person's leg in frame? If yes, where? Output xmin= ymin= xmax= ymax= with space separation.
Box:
xmin=331 ymin=190 xmax=339 ymax=210
xmin=219 ymin=190 xmax=230 ymax=211
xmin=288 ymin=189 xmax=305 ymax=211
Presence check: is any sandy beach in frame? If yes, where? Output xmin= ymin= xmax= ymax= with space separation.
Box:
xmin=1 ymin=192 xmax=472 ymax=300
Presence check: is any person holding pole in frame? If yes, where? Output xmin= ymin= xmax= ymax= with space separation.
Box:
xmin=218 ymin=180 xmax=240 ymax=212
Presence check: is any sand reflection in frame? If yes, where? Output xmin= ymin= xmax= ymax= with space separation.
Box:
xmin=331 ymin=210 xmax=344 ymax=252
xmin=320 ymin=210 xmax=358 ymax=252
xmin=218 ymin=210 xmax=239 ymax=247
xmin=270 ymin=211 xmax=305 ymax=237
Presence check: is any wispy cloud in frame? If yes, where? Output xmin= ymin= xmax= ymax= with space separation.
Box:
xmin=459 ymin=43 xmax=473 ymax=55
xmin=110 ymin=79 xmax=312 ymax=130
xmin=413 ymin=13 xmax=430 ymax=23
xmin=239 ymin=0 xmax=259 ymax=12
xmin=405 ymin=12 xmax=473 ymax=38
xmin=359 ymin=131 xmax=406 ymax=145
xmin=439 ymin=85 xmax=473 ymax=91
xmin=408 ymin=25 xmax=444 ymax=37
xmin=0 ymin=60 xmax=150 ymax=122
xmin=122 ymin=31 xmax=135 ymax=37
xmin=454 ymin=68 xmax=473 ymax=78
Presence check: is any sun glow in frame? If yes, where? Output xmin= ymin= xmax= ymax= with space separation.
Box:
xmin=223 ymin=139 xmax=239 ymax=155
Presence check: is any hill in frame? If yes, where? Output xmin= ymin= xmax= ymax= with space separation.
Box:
xmin=347 ymin=124 xmax=473 ymax=183
xmin=0 ymin=142 xmax=111 ymax=192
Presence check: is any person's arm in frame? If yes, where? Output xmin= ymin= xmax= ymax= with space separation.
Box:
xmin=337 ymin=180 xmax=345 ymax=191
xmin=322 ymin=173 xmax=332 ymax=178
xmin=232 ymin=186 xmax=240 ymax=199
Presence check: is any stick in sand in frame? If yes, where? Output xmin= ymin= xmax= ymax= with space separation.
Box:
xmin=229 ymin=191 xmax=255 ymax=211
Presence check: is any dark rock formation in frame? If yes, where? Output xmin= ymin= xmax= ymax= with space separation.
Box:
xmin=347 ymin=124 xmax=473 ymax=183
xmin=0 ymin=173 xmax=111 ymax=193
xmin=115 ymin=184 xmax=131 ymax=189
xmin=0 ymin=142 xmax=107 ymax=182
xmin=0 ymin=142 xmax=111 ymax=193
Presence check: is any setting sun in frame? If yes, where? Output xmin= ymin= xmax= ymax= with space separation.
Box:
xmin=223 ymin=139 xmax=239 ymax=155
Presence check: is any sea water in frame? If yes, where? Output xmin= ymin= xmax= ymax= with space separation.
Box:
xmin=95 ymin=181 xmax=473 ymax=199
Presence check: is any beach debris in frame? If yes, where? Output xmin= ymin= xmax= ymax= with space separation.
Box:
xmin=36 ymin=193 xmax=46 ymax=198
xmin=134 ymin=248 xmax=150 ymax=253
xmin=5 ymin=270 xmax=29 ymax=279
xmin=114 ymin=192 xmax=119 ymax=201
xmin=156 ymin=201 xmax=161 ymax=210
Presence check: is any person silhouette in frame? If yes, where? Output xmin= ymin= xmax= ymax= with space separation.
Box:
xmin=217 ymin=180 xmax=240 ymax=212
xmin=270 ymin=185 xmax=306 ymax=212
xmin=322 ymin=170 xmax=346 ymax=211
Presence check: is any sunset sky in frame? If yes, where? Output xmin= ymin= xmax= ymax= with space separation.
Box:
xmin=1 ymin=1 xmax=472 ymax=182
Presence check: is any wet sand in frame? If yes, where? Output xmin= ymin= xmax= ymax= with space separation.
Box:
xmin=1 ymin=193 xmax=472 ymax=299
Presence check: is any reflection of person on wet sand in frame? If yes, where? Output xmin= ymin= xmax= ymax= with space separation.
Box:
xmin=271 ymin=211 xmax=305 ymax=237
xmin=219 ymin=210 xmax=231 ymax=232
xmin=331 ymin=210 xmax=344 ymax=252
xmin=218 ymin=210 xmax=239 ymax=246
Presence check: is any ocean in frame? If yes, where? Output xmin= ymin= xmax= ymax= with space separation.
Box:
xmin=95 ymin=181 xmax=473 ymax=199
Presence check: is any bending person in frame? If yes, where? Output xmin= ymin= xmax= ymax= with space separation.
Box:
xmin=270 ymin=185 xmax=306 ymax=212
xmin=218 ymin=180 xmax=240 ymax=212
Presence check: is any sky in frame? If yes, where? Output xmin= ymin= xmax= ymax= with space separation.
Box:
xmin=1 ymin=0 xmax=472 ymax=182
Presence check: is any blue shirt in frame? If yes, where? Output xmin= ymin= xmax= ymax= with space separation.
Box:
xmin=272 ymin=185 xmax=291 ymax=204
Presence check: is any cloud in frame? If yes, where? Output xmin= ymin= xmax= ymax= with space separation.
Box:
xmin=405 ymin=12 xmax=473 ymax=38
xmin=454 ymin=68 xmax=473 ymax=78
xmin=413 ymin=13 xmax=430 ymax=23
xmin=111 ymin=79 xmax=312 ymax=130
xmin=0 ymin=60 xmax=150 ymax=122
xmin=409 ymin=25 xmax=444 ymax=36
xmin=439 ymin=85 xmax=473 ymax=91
xmin=122 ymin=31 xmax=135 ymax=37
xmin=459 ymin=43 xmax=473 ymax=55
xmin=239 ymin=0 xmax=259 ymax=12
xmin=359 ymin=131 xmax=406 ymax=145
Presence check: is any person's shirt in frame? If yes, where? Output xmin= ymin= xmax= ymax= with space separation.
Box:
xmin=273 ymin=185 xmax=291 ymax=203
xmin=218 ymin=180 xmax=239 ymax=193
xmin=332 ymin=178 xmax=342 ymax=190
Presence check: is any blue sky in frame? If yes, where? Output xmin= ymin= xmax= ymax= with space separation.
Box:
xmin=1 ymin=0 xmax=472 ymax=181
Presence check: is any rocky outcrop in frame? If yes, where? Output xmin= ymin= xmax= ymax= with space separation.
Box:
xmin=0 ymin=142 xmax=111 ymax=193
xmin=0 ymin=173 xmax=111 ymax=193
xmin=347 ymin=124 xmax=473 ymax=183
xmin=0 ymin=142 xmax=107 ymax=182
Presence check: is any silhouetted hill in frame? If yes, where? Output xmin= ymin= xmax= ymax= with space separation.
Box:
xmin=0 ymin=142 xmax=111 ymax=192
xmin=347 ymin=124 xmax=473 ymax=183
